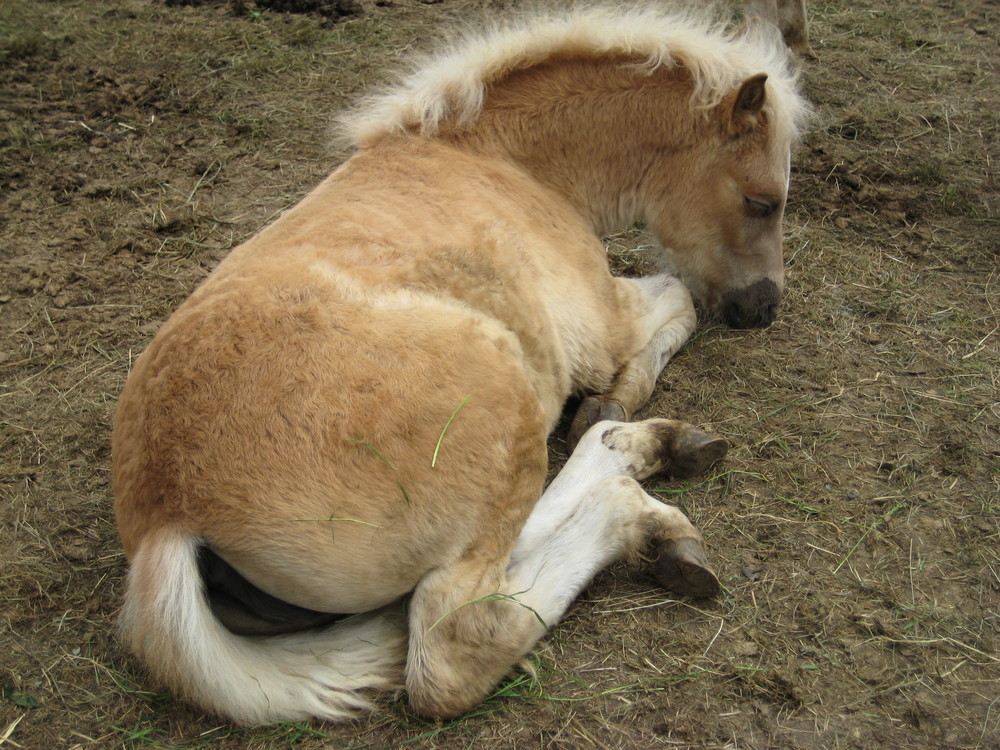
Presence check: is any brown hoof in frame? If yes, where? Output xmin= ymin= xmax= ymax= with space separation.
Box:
xmin=667 ymin=428 xmax=728 ymax=478
xmin=567 ymin=396 xmax=627 ymax=453
xmin=650 ymin=537 xmax=720 ymax=598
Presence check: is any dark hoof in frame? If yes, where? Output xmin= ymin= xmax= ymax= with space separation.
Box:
xmin=650 ymin=537 xmax=720 ymax=598
xmin=567 ymin=396 xmax=626 ymax=454
xmin=668 ymin=428 xmax=728 ymax=478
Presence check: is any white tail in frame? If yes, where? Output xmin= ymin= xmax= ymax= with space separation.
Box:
xmin=119 ymin=529 xmax=407 ymax=724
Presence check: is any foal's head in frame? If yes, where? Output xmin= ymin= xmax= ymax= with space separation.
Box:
xmin=336 ymin=7 xmax=808 ymax=327
xmin=643 ymin=72 xmax=801 ymax=329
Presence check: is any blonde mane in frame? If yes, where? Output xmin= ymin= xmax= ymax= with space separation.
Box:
xmin=338 ymin=4 xmax=810 ymax=149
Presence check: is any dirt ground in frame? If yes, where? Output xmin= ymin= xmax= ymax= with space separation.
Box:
xmin=1 ymin=0 xmax=997 ymax=747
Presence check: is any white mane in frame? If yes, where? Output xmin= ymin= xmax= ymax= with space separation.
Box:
xmin=338 ymin=4 xmax=810 ymax=148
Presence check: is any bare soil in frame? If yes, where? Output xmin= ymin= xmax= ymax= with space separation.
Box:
xmin=1 ymin=0 xmax=997 ymax=748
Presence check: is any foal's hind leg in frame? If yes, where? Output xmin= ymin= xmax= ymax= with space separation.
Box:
xmin=404 ymin=419 xmax=718 ymax=719
xmin=568 ymin=275 xmax=726 ymax=475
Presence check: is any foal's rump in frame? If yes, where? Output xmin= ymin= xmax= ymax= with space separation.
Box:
xmin=114 ymin=267 xmax=550 ymax=614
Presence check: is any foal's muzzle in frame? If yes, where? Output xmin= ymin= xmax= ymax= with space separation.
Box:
xmin=721 ymin=279 xmax=781 ymax=328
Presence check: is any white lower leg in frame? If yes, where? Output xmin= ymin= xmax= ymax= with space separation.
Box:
xmin=506 ymin=418 xmax=710 ymax=620
xmin=506 ymin=474 xmax=701 ymax=625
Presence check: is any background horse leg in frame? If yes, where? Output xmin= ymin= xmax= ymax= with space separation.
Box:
xmin=404 ymin=419 xmax=719 ymax=720
xmin=567 ymin=275 xmax=719 ymax=466
xmin=744 ymin=0 xmax=811 ymax=56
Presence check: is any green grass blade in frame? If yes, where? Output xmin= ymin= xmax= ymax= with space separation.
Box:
xmin=431 ymin=395 xmax=471 ymax=468
xmin=345 ymin=438 xmax=399 ymax=471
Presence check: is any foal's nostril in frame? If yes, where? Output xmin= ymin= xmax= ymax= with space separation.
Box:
xmin=721 ymin=280 xmax=781 ymax=329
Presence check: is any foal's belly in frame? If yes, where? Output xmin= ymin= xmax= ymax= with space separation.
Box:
xmin=206 ymin=528 xmax=432 ymax=614
xmin=200 ymin=439 xmax=549 ymax=614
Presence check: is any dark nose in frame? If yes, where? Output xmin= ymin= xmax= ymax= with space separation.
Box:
xmin=721 ymin=279 xmax=781 ymax=328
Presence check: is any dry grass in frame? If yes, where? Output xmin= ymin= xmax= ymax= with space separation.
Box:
xmin=1 ymin=0 xmax=998 ymax=747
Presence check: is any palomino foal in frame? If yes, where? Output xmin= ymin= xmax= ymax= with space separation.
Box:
xmin=113 ymin=7 xmax=808 ymax=724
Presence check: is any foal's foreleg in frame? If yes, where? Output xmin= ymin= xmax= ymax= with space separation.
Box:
xmin=608 ymin=275 xmax=696 ymax=418
xmin=568 ymin=275 xmax=720 ymax=469
xmin=404 ymin=419 xmax=719 ymax=719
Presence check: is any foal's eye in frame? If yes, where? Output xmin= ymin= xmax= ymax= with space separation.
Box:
xmin=744 ymin=196 xmax=778 ymax=218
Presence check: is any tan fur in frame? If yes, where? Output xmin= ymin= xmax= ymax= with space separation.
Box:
xmin=113 ymin=4 xmax=806 ymax=724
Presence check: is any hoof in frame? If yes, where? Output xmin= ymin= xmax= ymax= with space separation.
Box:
xmin=650 ymin=537 xmax=720 ymax=598
xmin=668 ymin=428 xmax=728 ymax=478
xmin=567 ymin=396 xmax=626 ymax=454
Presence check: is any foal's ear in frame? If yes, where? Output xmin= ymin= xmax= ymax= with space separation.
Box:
xmin=725 ymin=73 xmax=769 ymax=136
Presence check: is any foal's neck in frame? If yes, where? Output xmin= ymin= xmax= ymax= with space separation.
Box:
xmin=453 ymin=59 xmax=700 ymax=237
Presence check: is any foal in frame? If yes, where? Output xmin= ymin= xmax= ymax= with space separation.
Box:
xmin=113 ymin=6 xmax=808 ymax=724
